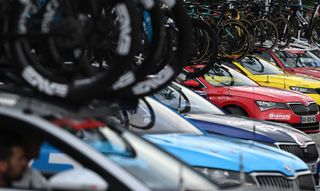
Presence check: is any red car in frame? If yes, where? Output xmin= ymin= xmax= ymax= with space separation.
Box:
xmin=259 ymin=49 xmax=320 ymax=79
xmin=184 ymin=65 xmax=320 ymax=133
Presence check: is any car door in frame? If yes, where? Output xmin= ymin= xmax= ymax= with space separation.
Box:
xmin=238 ymin=57 xmax=286 ymax=89
xmin=0 ymin=107 xmax=150 ymax=191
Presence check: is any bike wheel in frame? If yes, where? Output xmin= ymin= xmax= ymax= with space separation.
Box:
xmin=189 ymin=18 xmax=211 ymax=63
xmin=310 ymin=18 xmax=320 ymax=45
xmin=253 ymin=19 xmax=278 ymax=52
xmin=186 ymin=18 xmax=218 ymax=78
xmin=288 ymin=16 xmax=299 ymax=40
xmin=9 ymin=0 xmax=139 ymax=102
xmin=274 ymin=16 xmax=291 ymax=49
xmin=239 ymin=18 xmax=256 ymax=51
xmin=217 ymin=20 xmax=251 ymax=61
xmin=118 ymin=0 xmax=192 ymax=97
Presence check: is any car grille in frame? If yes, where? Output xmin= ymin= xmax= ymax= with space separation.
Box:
xmin=288 ymin=103 xmax=318 ymax=116
xmin=290 ymin=123 xmax=320 ymax=132
xmin=278 ymin=144 xmax=319 ymax=163
xmin=254 ymin=173 xmax=315 ymax=191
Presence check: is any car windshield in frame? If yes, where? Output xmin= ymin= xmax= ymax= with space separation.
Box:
xmin=275 ymin=51 xmax=320 ymax=68
xmin=77 ymin=126 xmax=215 ymax=191
xmin=309 ymin=49 xmax=320 ymax=58
xmin=153 ymin=83 xmax=224 ymax=115
xmin=204 ymin=66 xmax=258 ymax=87
xmin=128 ymin=98 xmax=204 ymax=135
xmin=239 ymin=57 xmax=285 ymax=75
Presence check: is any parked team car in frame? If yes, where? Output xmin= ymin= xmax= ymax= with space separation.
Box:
xmin=153 ymin=82 xmax=320 ymax=182
xmin=0 ymin=91 xmax=219 ymax=191
xmin=259 ymin=49 xmax=320 ymax=79
xmin=184 ymin=65 xmax=320 ymax=133
xmin=22 ymin=94 xmax=316 ymax=190
xmin=223 ymin=56 xmax=320 ymax=107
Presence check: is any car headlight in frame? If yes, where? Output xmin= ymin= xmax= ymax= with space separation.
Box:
xmin=290 ymin=86 xmax=317 ymax=94
xmin=193 ymin=168 xmax=255 ymax=188
xmin=255 ymin=101 xmax=288 ymax=111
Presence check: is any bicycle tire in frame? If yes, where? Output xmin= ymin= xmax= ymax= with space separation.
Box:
xmin=274 ymin=16 xmax=291 ymax=49
xmin=217 ymin=20 xmax=251 ymax=61
xmin=108 ymin=0 xmax=164 ymax=92
xmin=9 ymin=0 xmax=139 ymax=102
xmin=309 ymin=18 xmax=320 ymax=45
xmin=117 ymin=0 xmax=192 ymax=97
xmin=186 ymin=18 xmax=218 ymax=78
xmin=253 ymin=19 xmax=278 ymax=52
xmin=189 ymin=18 xmax=211 ymax=63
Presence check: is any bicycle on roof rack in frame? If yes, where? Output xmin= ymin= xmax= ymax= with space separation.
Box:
xmin=0 ymin=0 xmax=192 ymax=102
xmin=287 ymin=0 xmax=320 ymax=45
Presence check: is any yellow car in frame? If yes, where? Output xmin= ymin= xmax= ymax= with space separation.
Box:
xmin=222 ymin=56 xmax=320 ymax=105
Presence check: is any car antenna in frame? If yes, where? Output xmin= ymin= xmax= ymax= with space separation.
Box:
xmin=179 ymin=163 xmax=185 ymax=191
xmin=253 ymin=124 xmax=256 ymax=140
xmin=239 ymin=150 xmax=245 ymax=185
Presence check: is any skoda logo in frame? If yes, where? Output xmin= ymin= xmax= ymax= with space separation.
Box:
xmin=296 ymin=137 xmax=306 ymax=147
xmin=284 ymin=164 xmax=292 ymax=173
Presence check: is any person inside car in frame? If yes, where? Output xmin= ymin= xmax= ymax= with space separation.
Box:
xmin=12 ymin=134 xmax=49 ymax=189
xmin=0 ymin=142 xmax=9 ymax=187
xmin=0 ymin=135 xmax=27 ymax=188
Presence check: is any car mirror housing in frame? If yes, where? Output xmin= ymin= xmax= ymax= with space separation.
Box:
xmin=49 ymin=168 xmax=109 ymax=191
xmin=183 ymin=80 xmax=200 ymax=88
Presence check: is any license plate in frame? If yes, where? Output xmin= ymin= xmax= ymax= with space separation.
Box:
xmin=301 ymin=115 xmax=317 ymax=124
xmin=308 ymin=163 xmax=318 ymax=174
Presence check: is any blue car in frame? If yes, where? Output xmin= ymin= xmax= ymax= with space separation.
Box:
xmin=152 ymin=82 xmax=320 ymax=182
xmin=32 ymin=95 xmax=316 ymax=190
xmin=126 ymin=98 xmax=315 ymax=190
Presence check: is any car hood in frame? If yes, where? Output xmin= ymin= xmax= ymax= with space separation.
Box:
xmin=215 ymin=86 xmax=312 ymax=103
xmin=143 ymin=134 xmax=308 ymax=176
xmin=185 ymin=113 xmax=313 ymax=144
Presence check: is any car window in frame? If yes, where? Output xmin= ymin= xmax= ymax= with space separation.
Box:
xmin=239 ymin=57 xmax=285 ymax=75
xmin=128 ymin=98 xmax=204 ymax=135
xmin=62 ymin=121 xmax=214 ymax=191
xmin=309 ymin=49 xmax=320 ymax=58
xmin=153 ymin=84 xmax=224 ymax=115
xmin=275 ymin=51 xmax=320 ymax=68
xmin=2 ymin=117 xmax=215 ymax=191
xmin=204 ymin=66 xmax=258 ymax=87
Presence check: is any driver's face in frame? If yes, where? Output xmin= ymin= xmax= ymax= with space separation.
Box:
xmin=6 ymin=146 xmax=27 ymax=181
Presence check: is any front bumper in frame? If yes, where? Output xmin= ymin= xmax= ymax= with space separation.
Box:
xmin=250 ymin=107 xmax=320 ymax=133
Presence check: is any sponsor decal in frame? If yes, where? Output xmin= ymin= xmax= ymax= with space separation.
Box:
xmin=140 ymin=0 xmax=155 ymax=9
xmin=22 ymin=66 xmax=68 ymax=97
xmin=269 ymin=113 xmax=290 ymax=120
xmin=112 ymin=71 xmax=136 ymax=90
xmin=216 ymin=96 xmax=229 ymax=100
xmin=115 ymin=4 xmax=132 ymax=55
xmin=162 ymin=0 xmax=176 ymax=8
xmin=132 ymin=66 xmax=174 ymax=95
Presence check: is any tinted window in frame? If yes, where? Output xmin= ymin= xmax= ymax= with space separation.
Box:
xmin=240 ymin=57 xmax=284 ymax=75
xmin=204 ymin=66 xmax=258 ymax=86
xmin=153 ymin=84 xmax=224 ymax=115
xmin=275 ymin=51 xmax=320 ymax=68
xmin=128 ymin=98 xmax=203 ymax=135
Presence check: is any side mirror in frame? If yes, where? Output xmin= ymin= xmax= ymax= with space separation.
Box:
xmin=49 ymin=168 xmax=108 ymax=191
xmin=183 ymin=80 xmax=200 ymax=88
